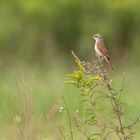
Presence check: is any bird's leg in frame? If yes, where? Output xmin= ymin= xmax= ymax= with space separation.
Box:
xmin=94 ymin=54 xmax=104 ymax=70
xmin=100 ymin=56 xmax=104 ymax=63
xmin=95 ymin=54 xmax=101 ymax=63
xmin=97 ymin=55 xmax=103 ymax=64
xmin=96 ymin=55 xmax=104 ymax=70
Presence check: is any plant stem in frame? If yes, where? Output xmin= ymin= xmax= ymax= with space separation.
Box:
xmin=62 ymin=96 xmax=73 ymax=140
xmin=104 ymin=77 xmax=127 ymax=140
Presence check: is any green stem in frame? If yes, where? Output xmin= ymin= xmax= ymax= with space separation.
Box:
xmin=62 ymin=96 xmax=73 ymax=140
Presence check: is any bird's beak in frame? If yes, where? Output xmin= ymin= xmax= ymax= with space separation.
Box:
xmin=92 ymin=35 xmax=96 ymax=39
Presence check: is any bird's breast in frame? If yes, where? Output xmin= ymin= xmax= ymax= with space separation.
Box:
xmin=95 ymin=43 xmax=103 ymax=57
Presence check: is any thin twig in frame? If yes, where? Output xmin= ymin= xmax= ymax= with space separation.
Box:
xmin=100 ymin=68 xmax=128 ymax=140
xmin=62 ymin=96 xmax=73 ymax=140
xmin=57 ymin=126 xmax=67 ymax=140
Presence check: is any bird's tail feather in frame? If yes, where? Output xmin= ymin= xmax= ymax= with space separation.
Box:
xmin=104 ymin=56 xmax=113 ymax=70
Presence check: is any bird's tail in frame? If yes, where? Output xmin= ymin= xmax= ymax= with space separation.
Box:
xmin=104 ymin=56 xmax=113 ymax=70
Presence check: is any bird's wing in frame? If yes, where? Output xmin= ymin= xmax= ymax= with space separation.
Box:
xmin=97 ymin=41 xmax=110 ymax=60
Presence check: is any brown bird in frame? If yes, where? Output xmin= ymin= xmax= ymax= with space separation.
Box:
xmin=93 ymin=33 xmax=113 ymax=70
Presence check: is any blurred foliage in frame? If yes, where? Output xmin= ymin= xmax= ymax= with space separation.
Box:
xmin=0 ymin=1 xmax=140 ymax=139
xmin=0 ymin=0 xmax=140 ymax=66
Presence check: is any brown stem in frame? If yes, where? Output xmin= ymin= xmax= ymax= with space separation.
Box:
xmin=97 ymin=62 xmax=127 ymax=140
xmin=104 ymin=79 xmax=127 ymax=140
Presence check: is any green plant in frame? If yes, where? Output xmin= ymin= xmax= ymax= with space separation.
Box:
xmin=66 ymin=51 xmax=140 ymax=140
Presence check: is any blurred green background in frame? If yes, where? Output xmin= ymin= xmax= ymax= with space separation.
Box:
xmin=0 ymin=0 xmax=140 ymax=139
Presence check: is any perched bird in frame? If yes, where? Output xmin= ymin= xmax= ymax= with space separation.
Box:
xmin=93 ymin=33 xmax=113 ymax=70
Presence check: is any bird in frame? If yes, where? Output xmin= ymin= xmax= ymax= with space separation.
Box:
xmin=93 ymin=33 xmax=113 ymax=70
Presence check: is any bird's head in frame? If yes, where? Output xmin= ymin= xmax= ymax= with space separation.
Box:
xmin=93 ymin=33 xmax=103 ymax=41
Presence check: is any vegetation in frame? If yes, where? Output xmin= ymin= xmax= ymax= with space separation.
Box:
xmin=65 ymin=51 xmax=140 ymax=140
xmin=0 ymin=0 xmax=140 ymax=139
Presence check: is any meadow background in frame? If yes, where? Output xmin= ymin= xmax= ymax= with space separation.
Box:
xmin=0 ymin=0 xmax=140 ymax=139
